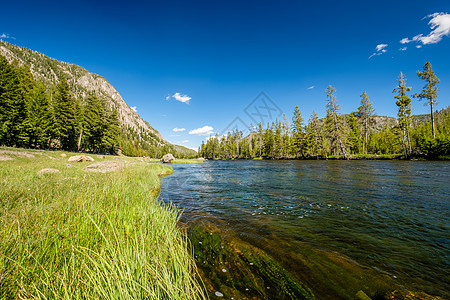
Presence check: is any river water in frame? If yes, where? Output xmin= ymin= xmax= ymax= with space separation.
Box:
xmin=160 ymin=160 xmax=449 ymax=298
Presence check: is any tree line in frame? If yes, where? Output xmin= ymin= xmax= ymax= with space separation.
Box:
xmin=0 ymin=55 xmax=120 ymax=153
xmin=199 ymin=62 xmax=450 ymax=160
xmin=0 ymin=54 xmax=197 ymax=158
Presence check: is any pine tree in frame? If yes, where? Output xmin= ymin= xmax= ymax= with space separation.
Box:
xmin=325 ymin=86 xmax=349 ymax=159
xmin=393 ymin=72 xmax=412 ymax=157
xmin=355 ymin=91 xmax=375 ymax=154
xmin=306 ymin=111 xmax=327 ymax=159
xmin=291 ymin=106 xmax=304 ymax=158
xmin=53 ymin=80 xmax=77 ymax=150
xmin=258 ymin=122 xmax=263 ymax=157
xmin=83 ymin=95 xmax=105 ymax=152
xmin=414 ymin=62 xmax=440 ymax=139
xmin=21 ymin=83 xmax=55 ymax=148
xmin=0 ymin=56 xmax=26 ymax=146
xmin=103 ymin=109 xmax=120 ymax=154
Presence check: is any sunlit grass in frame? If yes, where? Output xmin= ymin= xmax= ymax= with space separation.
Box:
xmin=0 ymin=147 xmax=205 ymax=299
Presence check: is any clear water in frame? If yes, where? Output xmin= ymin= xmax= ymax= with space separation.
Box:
xmin=160 ymin=160 xmax=450 ymax=297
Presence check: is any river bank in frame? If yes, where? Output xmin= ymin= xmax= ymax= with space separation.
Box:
xmin=203 ymin=153 xmax=450 ymax=160
xmin=0 ymin=147 xmax=205 ymax=299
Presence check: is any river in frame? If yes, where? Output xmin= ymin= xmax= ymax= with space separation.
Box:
xmin=160 ymin=160 xmax=449 ymax=299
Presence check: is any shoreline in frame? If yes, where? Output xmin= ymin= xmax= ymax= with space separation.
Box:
xmin=201 ymin=154 xmax=450 ymax=161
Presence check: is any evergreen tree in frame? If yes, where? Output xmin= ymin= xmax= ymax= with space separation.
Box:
xmin=258 ymin=122 xmax=263 ymax=157
xmin=393 ymin=72 xmax=412 ymax=156
xmin=355 ymin=91 xmax=375 ymax=154
xmin=83 ymin=95 xmax=105 ymax=151
xmin=324 ymin=86 xmax=349 ymax=159
xmin=414 ymin=62 xmax=440 ymax=139
xmin=291 ymin=106 xmax=305 ymax=158
xmin=347 ymin=113 xmax=362 ymax=154
xmin=0 ymin=56 xmax=26 ymax=146
xmin=53 ymin=80 xmax=77 ymax=150
xmin=21 ymin=83 xmax=55 ymax=148
xmin=103 ymin=109 xmax=120 ymax=154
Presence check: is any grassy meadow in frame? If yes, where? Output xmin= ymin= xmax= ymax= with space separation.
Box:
xmin=0 ymin=148 xmax=205 ymax=299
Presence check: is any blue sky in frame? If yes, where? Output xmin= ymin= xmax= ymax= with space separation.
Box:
xmin=1 ymin=0 xmax=450 ymax=150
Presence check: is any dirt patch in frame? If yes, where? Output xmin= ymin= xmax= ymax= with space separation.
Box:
xmin=83 ymin=161 xmax=124 ymax=173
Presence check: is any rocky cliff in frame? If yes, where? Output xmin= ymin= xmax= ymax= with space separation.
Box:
xmin=0 ymin=41 xmax=166 ymax=145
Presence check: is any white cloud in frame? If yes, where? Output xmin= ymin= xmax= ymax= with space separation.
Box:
xmin=178 ymin=140 xmax=189 ymax=144
xmin=400 ymin=47 xmax=407 ymax=51
xmin=400 ymin=38 xmax=411 ymax=44
xmin=170 ymin=134 xmax=180 ymax=137
xmin=130 ymin=106 xmax=137 ymax=112
xmin=418 ymin=13 xmax=450 ymax=44
xmin=173 ymin=127 xmax=186 ymax=132
xmin=376 ymin=44 xmax=388 ymax=51
xmin=416 ymin=45 xmax=422 ymax=48
xmin=307 ymin=85 xmax=315 ymax=90
xmin=165 ymin=95 xmax=170 ymax=100
xmin=172 ymin=92 xmax=191 ymax=103
xmin=369 ymin=43 xmax=389 ymax=59
xmin=189 ymin=126 xmax=214 ymax=136
xmin=0 ymin=33 xmax=14 ymax=39
xmin=400 ymin=13 xmax=450 ymax=47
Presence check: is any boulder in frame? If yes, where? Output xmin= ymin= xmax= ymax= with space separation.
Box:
xmin=68 ymin=155 xmax=94 ymax=162
xmin=66 ymin=163 xmax=75 ymax=168
xmin=60 ymin=153 xmax=67 ymax=157
xmin=161 ymin=153 xmax=175 ymax=163
xmin=38 ymin=168 xmax=60 ymax=174
xmin=97 ymin=155 xmax=105 ymax=159
xmin=83 ymin=161 xmax=124 ymax=173
xmin=0 ymin=155 xmax=13 ymax=161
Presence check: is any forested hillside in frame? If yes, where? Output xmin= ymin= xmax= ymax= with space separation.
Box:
xmin=200 ymin=67 xmax=450 ymax=160
xmin=0 ymin=41 xmax=196 ymax=157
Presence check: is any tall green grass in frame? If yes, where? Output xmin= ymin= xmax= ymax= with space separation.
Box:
xmin=0 ymin=149 xmax=205 ymax=299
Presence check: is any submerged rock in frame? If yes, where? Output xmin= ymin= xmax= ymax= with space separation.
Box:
xmin=355 ymin=290 xmax=371 ymax=300
xmin=68 ymin=155 xmax=94 ymax=162
xmin=161 ymin=153 xmax=175 ymax=163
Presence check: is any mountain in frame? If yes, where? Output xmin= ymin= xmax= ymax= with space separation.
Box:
xmin=0 ymin=41 xmax=196 ymax=157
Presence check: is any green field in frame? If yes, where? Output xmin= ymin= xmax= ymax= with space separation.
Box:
xmin=0 ymin=148 xmax=205 ymax=299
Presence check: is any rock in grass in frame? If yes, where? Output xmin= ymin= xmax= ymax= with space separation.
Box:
xmin=97 ymin=155 xmax=105 ymax=159
xmin=66 ymin=163 xmax=75 ymax=168
xmin=38 ymin=168 xmax=60 ymax=174
xmin=68 ymin=155 xmax=94 ymax=162
xmin=161 ymin=153 xmax=175 ymax=163
xmin=83 ymin=161 xmax=124 ymax=173
xmin=60 ymin=153 xmax=67 ymax=157
xmin=0 ymin=155 xmax=14 ymax=161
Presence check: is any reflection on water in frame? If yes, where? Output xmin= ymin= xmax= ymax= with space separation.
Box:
xmin=160 ymin=160 xmax=450 ymax=298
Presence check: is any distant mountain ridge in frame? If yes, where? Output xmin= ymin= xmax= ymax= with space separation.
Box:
xmin=0 ymin=41 xmax=196 ymax=157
